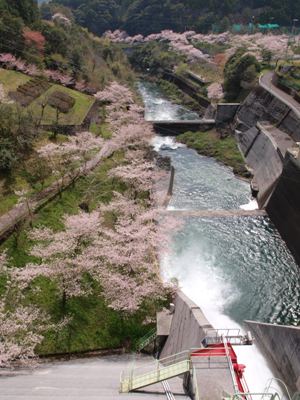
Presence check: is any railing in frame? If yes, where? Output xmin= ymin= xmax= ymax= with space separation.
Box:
xmin=136 ymin=328 xmax=156 ymax=352
xmin=121 ymin=350 xmax=190 ymax=381
xmin=192 ymin=366 xmax=200 ymax=400
xmin=120 ymin=358 xmax=190 ymax=393
xmin=263 ymin=378 xmax=292 ymax=400
xmin=204 ymin=328 xmax=253 ymax=346
xmin=231 ymin=377 xmax=293 ymax=400
xmin=231 ymin=392 xmax=281 ymax=400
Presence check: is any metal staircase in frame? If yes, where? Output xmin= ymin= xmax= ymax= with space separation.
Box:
xmin=136 ymin=328 xmax=157 ymax=352
xmin=120 ymin=351 xmax=190 ymax=393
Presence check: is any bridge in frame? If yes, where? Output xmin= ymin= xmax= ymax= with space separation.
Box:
xmin=151 ymin=119 xmax=216 ymax=135
xmin=162 ymin=209 xmax=267 ymax=218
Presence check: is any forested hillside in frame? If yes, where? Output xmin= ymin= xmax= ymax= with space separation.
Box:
xmin=0 ymin=0 xmax=133 ymax=88
xmin=51 ymin=0 xmax=300 ymax=35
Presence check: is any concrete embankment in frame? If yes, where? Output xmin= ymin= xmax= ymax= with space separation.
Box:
xmin=266 ymin=151 xmax=300 ymax=266
xmin=234 ymin=82 xmax=300 ymax=265
xmin=159 ymin=290 xmax=213 ymax=358
xmin=235 ymin=124 xmax=283 ymax=207
xmin=162 ymin=70 xmax=210 ymax=110
xmin=245 ymin=320 xmax=300 ymax=394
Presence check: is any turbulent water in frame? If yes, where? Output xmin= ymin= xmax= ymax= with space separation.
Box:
xmin=139 ymin=80 xmax=300 ymax=393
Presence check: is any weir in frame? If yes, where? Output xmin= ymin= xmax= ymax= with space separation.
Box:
xmin=162 ymin=209 xmax=267 ymax=218
xmin=152 ymin=119 xmax=215 ymax=135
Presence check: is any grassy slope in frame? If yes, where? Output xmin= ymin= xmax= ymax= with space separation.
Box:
xmin=0 ymin=69 xmax=31 ymax=93
xmin=1 ymin=152 xmax=155 ymax=354
xmin=177 ymin=130 xmax=249 ymax=177
xmin=0 ymin=69 xmax=95 ymax=125
xmin=30 ymin=84 xmax=95 ymax=126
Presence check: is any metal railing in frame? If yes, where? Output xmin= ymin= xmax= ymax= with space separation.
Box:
xmin=263 ymin=378 xmax=292 ymax=400
xmin=120 ymin=358 xmax=190 ymax=393
xmin=204 ymin=328 xmax=253 ymax=346
xmin=231 ymin=377 xmax=293 ymax=400
xmin=136 ymin=328 xmax=156 ymax=352
xmin=192 ymin=366 xmax=200 ymax=400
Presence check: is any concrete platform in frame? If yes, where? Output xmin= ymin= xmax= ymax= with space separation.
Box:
xmin=192 ymin=356 xmax=236 ymax=400
xmin=0 ymin=355 xmax=190 ymax=400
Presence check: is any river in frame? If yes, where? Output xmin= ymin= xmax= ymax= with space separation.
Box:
xmin=138 ymin=81 xmax=300 ymax=394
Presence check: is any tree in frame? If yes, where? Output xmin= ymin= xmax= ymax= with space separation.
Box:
xmin=0 ymin=252 xmax=50 ymax=367
xmin=14 ymin=212 xmax=102 ymax=312
xmin=224 ymin=48 xmax=260 ymax=101
xmin=0 ymin=104 xmax=37 ymax=172
xmin=0 ymin=13 xmax=25 ymax=56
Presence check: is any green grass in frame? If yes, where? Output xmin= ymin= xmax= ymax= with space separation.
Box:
xmin=0 ymin=68 xmax=31 ymax=94
xmin=0 ymin=193 xmax=18 ymax=216
xmin=177 ymin=130 xmax=249 ymax=177
xmin=89 ymin=122 xmax=112 ymax=139
xmin=0 ymin=68 xmax=95 ymax=125
xmin=29 ymin=84 xmax=95 ymax=126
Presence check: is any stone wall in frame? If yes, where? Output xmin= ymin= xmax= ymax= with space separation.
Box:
xmin=216 ymin=103 xmax=240 ymax=125
xmin=235 ymin=87 xmax=290 ymax=131
xmin=160 ymin=290 xmax=213 ymax=359
xmin=162 ymin=70 xmax=210 ymax=109
xmin=266 ymin=151 xmax=300 ymax=266
xmin=245 ymin=320 xmax=300 ymax=394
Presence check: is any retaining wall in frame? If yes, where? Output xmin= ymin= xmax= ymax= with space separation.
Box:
xmin=160 ymin=290 xmax=213 ymax=359
xmin=162 ymin=70 xmax=210 ymax=109
xmin=236 ymin=126 xmax=283 ymax=207
xmin=266 ymin=151 xmax=300 ymax=266
xmin=216 ymin=103 xmax=240 ymax=125
xmin=245 ymin=320 xmax=300 ymax=394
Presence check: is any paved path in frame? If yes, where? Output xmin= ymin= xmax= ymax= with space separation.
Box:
xmin=0 ymin=355 xmax=189 ymax=400
xmin=163 ymin=209 xmax=266 ymax=218
xmin=0 ymin=141 xmax=117 ymax=241
xmin=259 ymin=72 xmax=300 ymax=119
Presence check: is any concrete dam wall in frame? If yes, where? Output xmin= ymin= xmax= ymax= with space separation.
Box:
xmin=266 ymin=151 xmax=300 ymax=267
xmin=245 ymin=321 xmax=300 ymax=394
xmin=235 ymin=125 xmax=283 ymax=207
xmin=160 ymin=290 xmax=213 ymax=358
xmin=234 ymin=84 xmax=300 ymax=264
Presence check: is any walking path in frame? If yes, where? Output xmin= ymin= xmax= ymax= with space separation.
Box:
xmin=0 ymin=141 xmax=117 ymax=241
xmin=259 ymin=72 xmax=300 ymax=119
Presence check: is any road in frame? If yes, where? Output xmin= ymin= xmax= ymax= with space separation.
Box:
xmin=259 ymin=71 xmax=300 ymax=119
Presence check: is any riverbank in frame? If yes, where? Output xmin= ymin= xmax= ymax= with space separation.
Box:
xmin=176 ymin=129 xmax=251 ymax=179
xmin=137 ymin=74 xmax=203 ymax=114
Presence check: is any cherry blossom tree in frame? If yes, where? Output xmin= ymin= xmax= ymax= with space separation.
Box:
xmin=14 ymin=211 xmax=102 ymax=312
xmin=0 ymin=303 xmax=49 ymax=368
xmin=0 ymin=251 xmax=51 ymax=368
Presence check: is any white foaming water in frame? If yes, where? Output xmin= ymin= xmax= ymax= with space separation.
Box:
xmin=240 ymin=199 xmax=259 ymax=211
xmin=161 ymin=245 xmax=282 ymax=395
xmin=151 ymin=135 xmax=185 ymax=152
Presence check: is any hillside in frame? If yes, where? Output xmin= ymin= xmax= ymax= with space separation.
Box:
xmin=51 ymin=0 xmax=300 ymax=35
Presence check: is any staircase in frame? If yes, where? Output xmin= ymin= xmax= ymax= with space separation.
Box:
xmin=136 ymin=328 xmax=157 ymax=352
xmin=120 ymin=351 xmax=191 ymax=393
